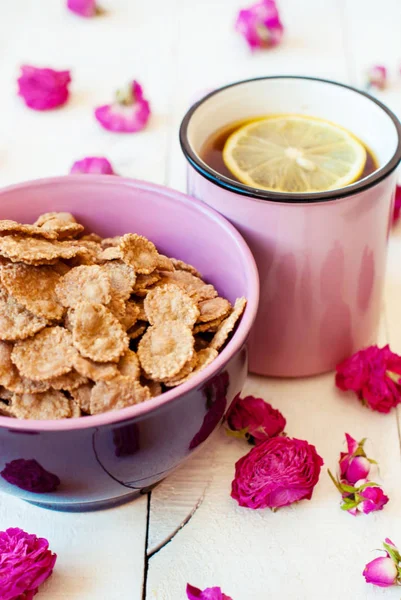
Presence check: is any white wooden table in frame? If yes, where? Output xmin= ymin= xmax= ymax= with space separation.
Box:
xmin=1 ymin=1 xmax=401 ymax=597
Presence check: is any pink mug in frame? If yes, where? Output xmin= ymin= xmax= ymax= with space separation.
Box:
xmin=180 ymin=76 xmax=401 ymax=377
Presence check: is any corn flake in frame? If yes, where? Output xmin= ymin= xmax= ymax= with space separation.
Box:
xmin=12 ymin=390 xmax=73 ymax=419
xmin=73 ymin=354 xmax=118 ymax=381
xmin=70 ymin=383 xmax=93 ymax=413
xmin=1 ymin=263 xmax=64 ymax=320
xmin=0 ymin=286 xmax=48 ymax=341
xmin=119 ymin=233 xmax=159 ymax=274
xmin=171 ymin=258 xmax=202 ymax=278
xmin=101 ymin=261 xmax=136 ymax=300
xmin=72 ymin=302 xmax=129 ymax=362
xmin=0 ymin=220 xmax=58 ymax=240
xmin=33 ymin=212 xmax=84 ymax=239
xmin=138 ymin=321 xmax=194 ymax=380
xmin=197 ymin=297 xmax=232 ymax=323
xmin=165 ymin=348 xmax=218 ymax=386
xmin=11 ymin=326 xmax=76 ymax=381
xmin=210 ymin=297 xmax=247 ymax=351
xmin=56 ymin=265 xmax=111 ymax=308
xmin=144 ymin=283 xmax=199 ymax=328
xmin=159 ymin=270 xmax=217 ymax=302
xmin=0 ymin=235 xmax=89 ymax=264
xmin=90 ymin=377 xmax=150 ymax=414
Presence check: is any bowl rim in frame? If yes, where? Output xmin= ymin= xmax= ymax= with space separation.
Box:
xmin=179 ymin=75 xmax=401 ymax=204
xmin=0 ymin=175 xmax=260 ymax=431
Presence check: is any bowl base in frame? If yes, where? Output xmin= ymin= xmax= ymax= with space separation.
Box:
xmin=26 ymin=482 xmax=160 ymax=512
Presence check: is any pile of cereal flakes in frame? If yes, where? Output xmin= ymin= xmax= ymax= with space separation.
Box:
xmin=0 ymin=212 xmax=246 ymax=419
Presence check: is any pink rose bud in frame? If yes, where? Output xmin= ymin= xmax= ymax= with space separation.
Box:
xmin=186 ymin=584 xmax=233 ymax=600
xmin=235 ymin=0 xmax=284 ymax=50
xmin=231 ymin=436 xmax=323 ymax=510
xmin=335 ymin=345 xmax=401 ymax=413
xmin=363 ymin=557 xmax=398 ymax=587
xmin=339 ymin=433 xmax=371 ymax=484
xmin=17 ymin=66 xmax=71 ymax=111
xmin=70 ymin=156 xmax=115 ymax=175
xmin=226 ymin=394 xmax=286 ymax=445
xmin=0 ymin=528 xmax=57 ymax=599
xmin=95 ymin=80 xmax=151 ymax=133
xmin=393 ymin=185 xmax=401 ymax=224
xmin=357 ymin=484 xmax=389 ymax=514
xmin=67 ymin=0 xmax=98 ymax=17
xmin=367 ymin=65 xmax=387 ymax=90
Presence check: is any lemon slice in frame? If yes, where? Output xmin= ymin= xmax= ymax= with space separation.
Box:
xmin=222 ymin=115 xmax=367 ymax=193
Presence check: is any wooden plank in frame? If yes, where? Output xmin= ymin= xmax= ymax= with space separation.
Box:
xmin=0 ymin=493 xmax=148 ymax=599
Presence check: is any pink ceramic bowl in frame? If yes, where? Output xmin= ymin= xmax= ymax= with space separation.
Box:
xmin=0 ymin=176 xmax=259 ymax=511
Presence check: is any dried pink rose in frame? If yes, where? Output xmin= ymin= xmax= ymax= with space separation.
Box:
xmin=95 ymin=80 xmax=150 ymax=133
xmin=363 ymin=538 xmax=401 ymax=587
xmin=393 ymin=185 xmax=401 ymax=224
xmin=231 ymin=436 xmax=323 ymax=510
xmin=186 ymin=583 xmax=233 ymax=600
xmin=70 ymin=156 xmax=115 ymax=175
xmin=0 ymin=528 xmax=56 ymax=600
xmin=226 ymin=394 xmax=286 ymax=445
xmin=335 ymin=345 xmax=401 ymax=413
xmin=67 ymin=0 xmax=98 ymax=17
xmin=339 ymin=433 xmax=372 ymax=484
xmin=17 ymin=66 xmax=71 ymax=111
xmin=235 ymin=0 xmax=283 ymax=50
xmin=367 ymin=65 xmax=387 ymax=90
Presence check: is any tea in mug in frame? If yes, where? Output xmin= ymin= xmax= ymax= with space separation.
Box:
xmin=200 ymin=115 xmax=377 ymax=193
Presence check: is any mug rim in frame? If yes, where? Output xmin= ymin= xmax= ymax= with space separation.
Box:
xmin=179 ymin=75 xmax=401 ymax=204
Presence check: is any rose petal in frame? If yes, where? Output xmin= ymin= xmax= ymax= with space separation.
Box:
xmin=17 ymin=65 xmax=71 ymax=111
xmin=67 ymin=0 xmax=97 ymax=17
xmin=70 ymin=156 xmax=115 ymax=175
xmin=186 ymin=583 xmax=233 ymax=600
xmin=235 ymin=0 xmax=284 ymax=50
xmin=95 ymin=80 xmax=150 ymax=133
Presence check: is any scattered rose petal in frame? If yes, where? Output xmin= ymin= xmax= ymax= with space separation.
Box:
xmin=235 ymin=0 xmax=284 ymax=50
xmin=17 ymin=66 xmax=71 ymax=111
xmin=186 ymin=583 xmax=233 ymax=600
xmin=363 ymin=539 xmax=401 ymax=587
xmin=366 ymin=65 xmax=387 ymax=90
xmin=226 ymin=394 xmax=286 ymax=444
xmin=70 ymin=156 xmax=115 ymax=175
xmin=393 ymin=185 xmax=401 ymax=223
xmin=67 ymin=0 xmax=98 ymax=17
xmin=95 ymin=80 xmax=150 ymax=133
xmin=339 ymin=433 xmax=372 ymax=484
xmin=0 ymin=527 xmax=57 ymax=600
xmin=231 ymin=436 xmax=323 ymax=510
xmin=1 ymin=459 xmax=60 ymax=493
xmin=335 ymin=345 xmax=401 ymax=413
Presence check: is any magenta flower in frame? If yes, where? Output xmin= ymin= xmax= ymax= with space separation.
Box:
xmin=226 ymin=394 xmax=286 ymax=445
xmin=186 ymin=583 xmax=233 ymax=600
xmin=67 ymin=0 xmax=98 ymax=17
xmin=363 ymin=539 xmax=401 ymax=587
xmin=335 ymin=345 xmax=401 ymax=413
xmin=1 ymin=459 xmax=60 ymax=493
xmin=95 ymin=80 xmax=150 ymax=133
xmin=0 ymin=528 xmax=56 ymax=600
xmin=231 ymin=436 xmax=323 ymax=510
xmin=358 ymin=483 xmax=389 ymax=514
xmin=366 ymin=65 xmax=387 ymax=90
xmin=339 ymin=433 xmax=372 ymax=484
xmin=17 ymin=66 xmax=71 ymax=111
xmin=235 ymin=0 xmax=284 ymax=50
xmin=70 ymin=156 xmax=115 ymax=175
xmin=393 ymin=185 xmax=401 ymax=223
